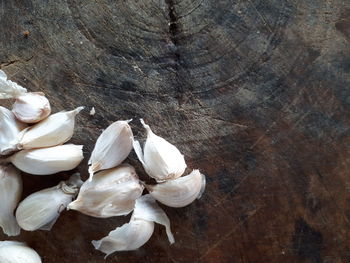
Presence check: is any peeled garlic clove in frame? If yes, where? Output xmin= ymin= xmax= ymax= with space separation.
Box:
xmin=92 ymin=219 xmax=154 ymax=258
xmin=0 ymin=165 xmax=22 ymax=236
xmin=133 ymin=119 xmax=187 ymax=182
xmin=0 ymin=70 xmax=27 ymax=99
xmin=12 ymin=92 xmax=51 ymax=123
xmin=133 ymin=194 xmax=175 ymax=244
xmin=5 ymin=144 xmax=84 ymax=175
xmin=147 ymin=169 xmax=206 ymax=208
xmin=16 ymin=106 xmax=84 ymax=150
xmin=16 ymin=173 xmax=82 ymax=231
xmin=0 ymin=106 xmax=27 ymax=155
xmin=68 ymin=164 xmax=144 ymax=218
xmin=88 ymin=120 xmax=133 ymax=181
xmin=0 ymin=241 xmax=42 ymax=263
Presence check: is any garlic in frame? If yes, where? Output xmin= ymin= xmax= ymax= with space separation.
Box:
xmin=88 ymin=120 xmax=133 ymax=181
xmin=12 ymin=92 xmax=51 ymax=123
xmin=0 ymin=241 xmax=42 ymax=263
xmin=92 ymin=194 xmax=174 ymax=257
xmin=68 ymin=164 xmax=144 ymax=218
xmin=133 ymin=119 xmax=187 ymax=182
xmin=16 ymin=173 xmax=82 ymax=231
xmin=0 ymin=70 xmax=50 ymax=123
xmin=132 ymin=194 xmax=175 ymax=244
xmin=15 ymin=106 xmax=84 ymax=150
xmin=0 ymin=106 xmax=26 ymax=155
xmin=92 ymin=219 xmax=154 ymax=258
xmin=0 ymin=165 xmax=22 ymax=236
xmin=0 ymin=70 xmax=27 ymax=99
xmin=147 ymin=169 xmax=206 ymax=208
xmin=3 ymin=144 xmax=84 ymax=175
xmin=90 ymin=106 xmax=95 ymax=115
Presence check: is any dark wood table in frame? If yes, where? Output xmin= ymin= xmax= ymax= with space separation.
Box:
xmin=0 ymin=0 xmax=349 ymax=262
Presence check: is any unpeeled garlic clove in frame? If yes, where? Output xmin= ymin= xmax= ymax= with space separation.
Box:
xmin=15 ymin=173 xmax=82 ymax=231
xmin=92 ymin=219 xmax=154 ymax=258
xmin=88 ymin=120 xmax=133 ymax=181
xmin=0 ymin=70 xmax=27 ymax=99
xmin=12 ymin=92 xmax=51 ymax=123
xmin=132 ymin=194 xmax=175 ymax=244
xmin=16 ymin=106 xmax=84 ymax=150
xmin=147 ymin=169 xmax=206 ymax=208
xmin=3 ymin=144 xmax=84 ymax=175
xmin=92 ymin=194 xmax=174 ymax=257
xmin=0 ymin=241 xmax=42 ymax=263
xmin=0 ymin=165 xmax=22 ymax=236
xmin=133 ymin=119 xmax=187 ymax=182
xmin=68 ymin=164 xmax=144 ymax=218
xmin=0 ymin=106 xmax=27 ymax=155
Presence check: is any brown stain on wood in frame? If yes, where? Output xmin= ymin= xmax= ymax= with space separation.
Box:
xmin=0 ymin=0 xmax=350 ymax=262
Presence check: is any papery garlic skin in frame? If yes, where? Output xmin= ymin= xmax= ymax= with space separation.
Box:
xmin=0 ymin=241 xmax=42 ymax=263
xmin=0 ymin=70 xmax=27 ymax=99
xmin=147 ymin=169 xmax=206 ymax=208
xmin=133 ymin=119 xmax=186 ymax=182
xmin=12 ymin=92 xmax=51 ymax=123
xmin=7 ymin=144 xmax=84 ymax=175
xmin=17 ymin=106 xmax=84 ymax=150
xmin=16 ymin=173 xmax=82 ymax=231
xmin=92 ymin=194 xmax=173 ymax=257
xmin=0 ymin=165 xmax=22 ymax=236
xmin=88 ymin=120 xmax=133 ymax=181
xmin=68 ymin=164 xmax=144 ymax=218
xmin=0 ymin=106 xmax=26 ymax=155
xmin=92 ymin=219 xmax=154 ymax=257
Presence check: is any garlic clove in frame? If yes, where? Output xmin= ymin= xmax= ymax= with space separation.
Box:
xmin=92 ymin=194 xmax=174 ymax=257
xmin=0 ymin=165 xmax=22 ymax=236
xmin=0 ymin=106 xmax=27 ymax=155
xmin=88 ymin=120 xmax=133 ymax=181
xmin=68 ymin=164 xmax=144 ymax=218
xmin=15 ymin=173 xmax=82 ymax=231
xmin=92 ymin=219 xmax=154 ymax=258
xmin=6 ymin=144 xmax=84 ymax=175
xmin=133 ymin=119 xmax=187 ymax=182
xmin=0 ymin=70 xmax=27 ymax=99
xmin=133 ymin=194 xmax=175 ymax=244
xmin=12 ymin=92 xmax=51 ymax=123
xmin=0 ymin=241 xmax=42 ymax=263
xmin=147 ymin=169 xmax=206 ymax=208
xmin=16 ymin=106 xmax=84 ymax=150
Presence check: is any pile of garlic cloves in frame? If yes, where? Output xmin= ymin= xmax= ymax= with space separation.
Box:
xmin=0 ymin=69 xmax=206 ymax=260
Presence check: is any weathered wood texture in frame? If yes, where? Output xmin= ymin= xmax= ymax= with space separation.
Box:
xmin=0 ymin=0 xmax=350 ymax=262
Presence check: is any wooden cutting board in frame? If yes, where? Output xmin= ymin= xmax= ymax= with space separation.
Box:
xmin=1 ymin=0 xmax=350 ymax=262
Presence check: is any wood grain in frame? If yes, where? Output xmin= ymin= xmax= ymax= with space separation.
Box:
xmin=0 ymin=0 xmax=350 ymax=262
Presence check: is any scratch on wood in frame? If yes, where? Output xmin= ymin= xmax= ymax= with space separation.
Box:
xmin=198 ymin=207 xmax=260 ymax=261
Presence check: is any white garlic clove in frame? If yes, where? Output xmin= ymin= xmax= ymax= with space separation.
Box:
xmin=0 ymin=241 xmax=42 ymax=263
xmin=5 ymin=144 xmax=84 ymax=175
xmin=92 ymin=219 xmax=154 ymax=258
xmin=16 ymin=106 xmax=84 ymax=150
xmin=15 ymin=173 xmax=82 ymax=231
xmin=133 ymin=119 xmax=187 ymax=182
xmin=92 ymin=194 xmax=174 ymax=257
xmin=88 ymin=120 xmax=133 ymax=181
xmin=0 ymin=106 xmax=27 ymax=155
xmin=0 ymin=70 xmax=27 ymax=99
xmin=68 ymin=164 xmax=144 ymax=218
xmin=0 ymin=165 xmax=22 ymax=236
xmin=147 ymin=169 xmax=206 ymax=208
xmin=12 ymin=92 xmax=51 ymax=123
xmin=133 ymin=194 xmax=175 ymax=244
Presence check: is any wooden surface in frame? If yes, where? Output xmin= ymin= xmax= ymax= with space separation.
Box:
xmin=0 ymin=0 xmax=350 ymax=262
